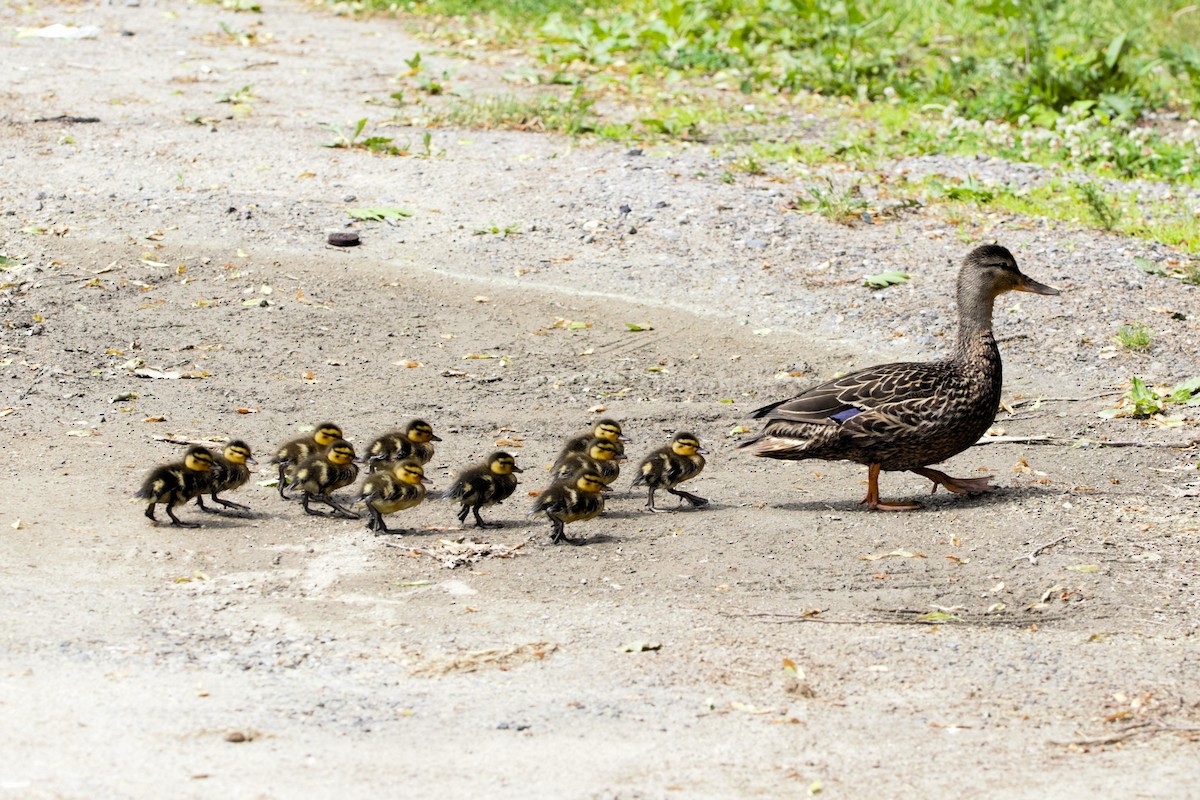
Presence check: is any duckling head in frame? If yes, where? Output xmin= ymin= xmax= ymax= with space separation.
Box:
xmin=314 ymin=423 xmax=344 ymax=447
xmin=184 ymin=446 xmax=216 ymax=472
xmin=593 ymin=418 xmax=631 ymax=443
xmin=393 ymin=461 xmax=431 ymax=485
xmin=488 ymin=451 xmax=522 ymax=475
xmin=406 ymin=419 xmax=442 ymax=444
xmin=670 ymin=432 xmax=707 ymax=457
xmin=326 ymin=439 xmax=357 ymax=465
xmin=575 ymin=471 xmax=608 ymax=494
xmin=587 ymin=439 xmax=623 ymax=462
xmin=223 ymin=440 xmax=257 ymax=465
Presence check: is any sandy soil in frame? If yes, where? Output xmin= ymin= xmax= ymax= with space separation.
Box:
xmin=2 ymin=1 xmax=1199 ymax=797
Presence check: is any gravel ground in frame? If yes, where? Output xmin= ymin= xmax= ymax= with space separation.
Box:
xmin=2 ymin=1 xmax=1199 ymax=797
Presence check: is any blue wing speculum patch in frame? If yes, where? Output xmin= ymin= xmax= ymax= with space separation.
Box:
xmin=829 ymin=407 xmax=862 ymax=425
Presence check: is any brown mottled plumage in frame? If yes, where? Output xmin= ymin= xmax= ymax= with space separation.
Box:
xmin=551 ymin=438 xmax=624 ymax=485
xmin=443 ymin=451 xmax=522 ymax=529
xmin=271 ymin=422 xmax=342 ymax=499
xmin=531 ymin=471 xmax=608 ymax=545
xmin=291 ymin=439 xmax=360 ymax=518
xmin=552 ymin=418 xmax=630 ymax=470
xmin=196 ymin=440 xmax=256 ymax=513
xmin=366 ymin=419 xmax=440 ymax=469
xmin=356 ymin=460 xmax=430 ymax=535
xmin=739 ymin=245 xmax=1058 ymax=510
xmin=631 ymin=432 xmax=708 ymax=512
xmin=136 ymin=445 xmax=215 ymax=527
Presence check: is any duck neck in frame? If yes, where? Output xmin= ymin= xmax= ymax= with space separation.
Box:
xmin=954 ymin=281 xmax=999 ymax=358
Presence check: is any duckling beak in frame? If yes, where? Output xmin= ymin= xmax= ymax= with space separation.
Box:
xmin=512 ymin=466 xmax=525 ymax=473
xmin=619 ymin=433 xmax=633 ymax=443
xmin=430 ymin=433 xmax=443 ymax=442
xmin=247 ymin=457 xmax=259 ymax=466
xmin=698 ymin=447 xmax=709 ymax=455
xmin=420 ymin=477 xmax=433 ymax=485
xmin=1014 ymin=275 xmax=1060 ymax=295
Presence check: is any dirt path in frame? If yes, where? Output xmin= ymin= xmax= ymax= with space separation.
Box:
xmin=2 ymin=1 xmax=1198 ymax=797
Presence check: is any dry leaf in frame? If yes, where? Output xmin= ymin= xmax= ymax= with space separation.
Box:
xmin=860 ymin=548 xmax=926 ymax=561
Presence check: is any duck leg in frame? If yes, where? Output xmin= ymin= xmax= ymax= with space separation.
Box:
xmin=456 ymin=505 xmax=471 ymax=524
xmin=910 ymin=467 xmax=994 ymax=496
xmin=860 ymin=464 xmax=922 ymax=511
xmin=549 ymin=517 xmax=584 ymax=546
xmin=321 ymin=494 xmax=360 ymax=519
xmin=212 ymin=492 xmax=251 ymax=511
xmin=276 ymin=463 xmax=288 ymax=498
xmin=471 ymin=505 xmax=502 ymax=529
xmin=644 ymin=487 xmax=666 ymax=513
xmin=165 ymin=501 xmax=201 ymax=528
xmin=368 ymin=508 xmax=399 ymax=535
xmin=667 ymin=487 xmax=709 ymax=508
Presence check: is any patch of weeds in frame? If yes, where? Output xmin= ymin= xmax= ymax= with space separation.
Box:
xmin=1115 ymin=323 xmax=1153 ymax=352
xmin=862 ymin=270 xmax=910 ymax=289
xmin=474 ymin=224 xmax=521 ymax=237
xmin=213 ymin=20 xmax=267 ymax=46
xmin=434 ymin=90 xmax=596 ymax=134
xmin=926 ymin=174 xmax=995 ymax=204
xmin=1099 ymin=375 xmax=1200 ymax=420
xmin=1075 ymin=181 xmax=1120 ymax=230
xmin=216 ymin=85 xmax=255 ymax=105
xmin=322 ymin=118 xmax=410 ymax=155
xmin=639 ymin=107 xmax=704 ymax=140
xmin=729 ymin=153 xmax=765 ymax=175
xmin=794 ymin=179 xmax=867 ymax=224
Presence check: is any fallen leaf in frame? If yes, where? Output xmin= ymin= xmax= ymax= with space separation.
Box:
xmin=625 ymin=322 xmax=653 ymax=331
xmin=619 ymin=641 xmax=662 ymax=653
xmin=860 ymin=548 xmax=926 ymax=561
xmin=917 ymin=611 xmax=958 ymax=622
xmin=236 ymin=407 xmax=259 ymax=414
xmin=1066 ymin=564 xmax=1101 ymax=573
xmin=143 ymin=416 xmax=167 ymax=423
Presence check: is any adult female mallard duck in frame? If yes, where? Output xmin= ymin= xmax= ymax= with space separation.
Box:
xmin=739 ymin=244 xmax=1058 ymax=510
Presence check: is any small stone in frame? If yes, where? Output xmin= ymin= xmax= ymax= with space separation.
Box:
xmin=327 ymin=231 xmax=360 ymax=247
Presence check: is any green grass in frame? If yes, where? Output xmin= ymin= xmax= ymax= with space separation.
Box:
xmin=431 ymin=91 xmax=598 ymax=134
xmin=1115 ymin=323 xmax=1154 ymax=351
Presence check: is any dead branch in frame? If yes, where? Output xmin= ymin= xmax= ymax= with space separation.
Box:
xmin=1049 ymin=719 xmax=1200 ymax=747
xmin=974 ymin=435 xmax=1199 ymax=449
xmin=1016 ymin=535 xmax=1070 ymax=566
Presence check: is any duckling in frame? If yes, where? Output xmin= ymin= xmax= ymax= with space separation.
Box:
xmin=290 ymin=439 xmax=360 ymax=518
xmin=196 ymin=439 xmax=257 ymax=513
xmin=631 ymin=432 xmax=709 ymax=512
xmin=552 ymin=438 xmax=625 ymax=485
xmin=136 ymin=445 xmax=215 ymax=528
xmin=552 ymin=418 xmax=631 ymax=470
xmin=357 ymin=460 xmax=431 ymax=535
xmin=366 ymin=419 xmax=441 ymax=470
xmin=443 ymin=451 xmax=522 ymax=529
xmin=531 ymin=470 xmax=608 ymax=546
xmin=270 ymin=422 xmax=343 ymax=499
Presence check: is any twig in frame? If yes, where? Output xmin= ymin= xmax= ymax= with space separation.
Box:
xmin=1016 ymin=535 xmax=1069 ymax=566
xmin=724 ymin=610 xmax=1067 ymax=627
xmin=1049 ymin=720 xmax=1200 ymax=747
xmin=974 ymin=435 xmax=1199 ymax=449
xmin=1007 ymin=391 xmax=1123 ymax=408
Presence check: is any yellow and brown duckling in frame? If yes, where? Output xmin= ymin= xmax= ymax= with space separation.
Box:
xmin=290 ymin=438 xmax=360 ymax=518
xmin=552 ymin=437 xmax=624 ymax=486
xmin=631 ymin=432 xmax=709 ymax=512
xmin=739 ymin=244 xmax=1058 ymax=510
xmin=552 ymin=418 xmax=630 ymax=470
xmin=366 ymin=419 xmax=441 ymax=470
xmin=443 ymin=451 xmax=522 ymax=529
xmin=531 ymin=470 xmax=609 ymax=546
xmin=196 ymin=440 xmax=256 ymax=513
xmin=356 ymin=460 xmax=431 ymax=535
xmin=136 ymin=445 xmax=215 ymax=528
xmin=270 ymin=422 xmax=343 ymax=499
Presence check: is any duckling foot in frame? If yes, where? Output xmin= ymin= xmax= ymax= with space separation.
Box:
xmin=549 ymin=520 xmax=585 ymax=545
xmin=910 ymin=467 xmax=994 ymax=496
xmin=165 ymin=504 xmax=202 ymax=528
xmin=668 ymin=488 xmax=709 ymax=508
xmin=472 ymin=507 xmax=503 ymax=529
xmin=212 ymin=496 xmax=251 ymax=511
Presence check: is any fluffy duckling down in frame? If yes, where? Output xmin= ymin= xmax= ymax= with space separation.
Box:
xmin=631 ymin=432 xmax=708 ymax=512
xmin=271 ymin=422 xmax=343 ymax=499
xmin=367 ymin=419 xmax=441 ymax=470
xmin=291 ymin=439 xmax=360 ymax=519
xmin=531 ymin=470 xmax=609 ymax=546
xmin=443 ymin=451 xmax=522 ymax=529
xmin=356 ymin=460 xmax=430 ymax=535
xmin=197 ymin=440 xmax=256 ymax=513
xmin=136 ymin=445 xmax=215 ymax=528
